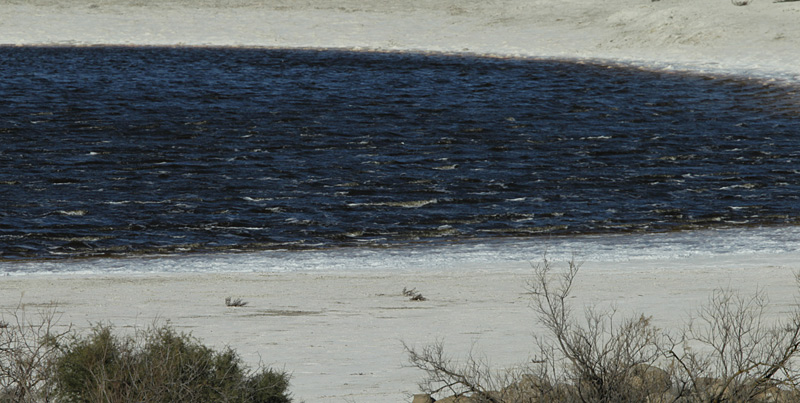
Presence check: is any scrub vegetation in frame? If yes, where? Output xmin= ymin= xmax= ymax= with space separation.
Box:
xmin=407 ymin=258 xmax=800 ymax=402
xmin=0 ymin=307 xmax=291 ymax=403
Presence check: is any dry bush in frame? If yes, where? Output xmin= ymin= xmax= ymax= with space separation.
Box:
xmin=665 ymin=287 xmax=800 ymax=401
xmin=406 ymin=257 xmax=800 ymax=402
xmin=405 ymin=341 xmax=506 ymax=401
xmin=525 ymin=258 xmax=664 ymax=402
xmin=0 ymin=303 xmax=70 ymax=402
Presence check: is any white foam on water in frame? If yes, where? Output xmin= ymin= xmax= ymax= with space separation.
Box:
xmin=4 ymin=226 xmax=800 ymax=276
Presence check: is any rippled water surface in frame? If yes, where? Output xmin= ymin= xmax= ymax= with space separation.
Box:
xmin=1 ymin=47 xmax=799 ymax=259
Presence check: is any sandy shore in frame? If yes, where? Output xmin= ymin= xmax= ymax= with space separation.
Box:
xmin=3 ymin=253 xmax=800 ymax=402
xmin=3 ymin=0 xmax=800 ymax=401
xmin=2 ymin=0 xmax=800 ymax=80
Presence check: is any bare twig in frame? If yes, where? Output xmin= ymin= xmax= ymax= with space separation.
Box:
xmin=224 ymin=297 xmax=248 ymax=307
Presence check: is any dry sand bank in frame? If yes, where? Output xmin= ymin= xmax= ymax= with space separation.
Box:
xmin=2 ymin=255 xmax=800 ymax=402
xmin=1 ymin=0 xmax=800 ymax=80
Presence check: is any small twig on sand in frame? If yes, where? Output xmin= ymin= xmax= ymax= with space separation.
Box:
xmin=225 ymin=297 xmax=248 ymax=307
xmin=403 ymin=287 xmax=427 ymax=301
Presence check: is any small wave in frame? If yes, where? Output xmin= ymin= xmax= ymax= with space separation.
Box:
xmin=48 ymin=178 xmax=81 ymax=185
xmin=242 ymin=196 xmax=275 ymax=202
xmin=720 ymin=183 xmax=758 ymax=190
xmin=348 ymin=199 xmax=438 ymax=208
xmin=54 ymin=210 xmax=88 ymax=216
xmin=384 ymin=199 xmax=438 ymax=208
xmin=478 ymin=225 xmax=569 ymax=234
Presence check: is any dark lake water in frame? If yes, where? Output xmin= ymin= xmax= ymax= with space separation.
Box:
xmin=1 ymin=46 xmax=799 ymax=260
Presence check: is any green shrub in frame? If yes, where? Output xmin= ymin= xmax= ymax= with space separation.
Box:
xmin=246 ymin=369 xmax=293 ymax=403
xmin=54 ymin=324 xmax=291 ymax=403
xmin=54 ymin=326 xmax=125 ymax=402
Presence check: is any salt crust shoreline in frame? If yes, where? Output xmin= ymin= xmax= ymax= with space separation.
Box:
xmin=2 ymin=0 xmax=800 ymax=401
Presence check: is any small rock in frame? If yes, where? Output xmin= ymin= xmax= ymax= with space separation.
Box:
xmin=411 ymin=394 xmax=434 ymax=403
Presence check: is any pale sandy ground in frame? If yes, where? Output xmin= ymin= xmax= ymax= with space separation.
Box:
xmin=3 ymin=256 xmax=800 ymax=402
xmin=2 ymin=0 xmax=800 ymax=401
xmin=1 ymin=0 xmax=800 ymax=80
